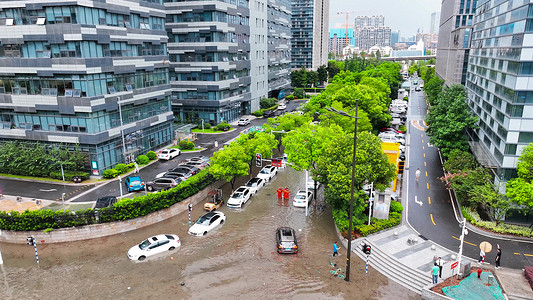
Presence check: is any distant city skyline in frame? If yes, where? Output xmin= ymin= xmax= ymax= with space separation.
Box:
xmin=330 ymin=0 xmax=441 ymax=37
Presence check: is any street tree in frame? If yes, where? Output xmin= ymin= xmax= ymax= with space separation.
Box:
xmin=506 ymin=143 xmax=533 ymax=212
xmin=327 ymin=61 xmax=341 ymax=79
xmin=208 ymin=143 xmax=249 ymax=190
xmin=443 ymin=149 xmax=478 ymax=173
xmin=317 ymin=131 xmax=396 ymax=221
xmin=469 ymin=183 xmax=510 ymax=224
xmin=425 ymin=84 xmax=478 ymax=158
xmin=317 ymin=65 xmax=328 ymax=85
xmin=307 ymin=70 xmax=319 ymax=87
xmin=235 ymin=132 xmax=278 ymax=175
xmin=424 ymin=76 xmax=445 ymax=105
xmin=291 ymin=68 xmax=307 ymax=87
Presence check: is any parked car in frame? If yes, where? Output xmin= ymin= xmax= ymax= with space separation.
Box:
xmin=158 ymin=148 xmax=181 ymax=161
xmin=277 ymin=103 xmax=287 ymax=110
xmin=146 ymin=177 xmax=182 ymax=192
xmin=379 ymin=133 xmax=405 ymax=145
xmin=381 ymin=127 xmax=404 ymax=134
xmin=293 ymin=190 xmax=313 ymax=207
xmin=257 ymin=165 xmax=278 ymax=182
xmin=125 ymin=176 xmax=145 ymax=192
xmin=245 ymin=177 xmax=266 ymax=194
xmin=307 ymin=177 xmax=322 ymax=190
xmin=171 ymin=165 xmax=200 ymax=175
xmin=94 ymin=196 xmax=117 ymax=209
xmin=275 ymin=227 xmax=298 ymax=254
xmin=237 ymin=118 xmax=250 ymax=126
xmin=187 ymin=156 xmax=210 ymax=164
xmin=155 ymin=170 xmax=188 ymax=180
xmin=263 ymin=110 xmax=275 ymax=118
xmin=188 ymin=211 xmax=226 ymax=236
xmin=181 ymin=161 xmax=207 ymax=171
xmin=127 ymin=234 xmax=180 ymax=261
xmin=227 ymin=186 xmax=252 ymax=208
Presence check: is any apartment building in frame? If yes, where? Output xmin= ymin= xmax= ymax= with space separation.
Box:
xmin=328 ymin=28 xmax=354 ymax=57
xmin=465 ymin=0 xmax=533 ymax=185
xmin=166 ymin=0 xmax=291 ymax=124
xmin=354 ymin=27 xmax=392 ymax=50
xmin=354 ymin=15 xmax=384 ymax=28
xmin=291 ymin=0 xmax=329 ymax=70
xmin=0 ymin=0 xmax=173 ymax=174
xmin=436 ymin=0 xmax=477 ymax=86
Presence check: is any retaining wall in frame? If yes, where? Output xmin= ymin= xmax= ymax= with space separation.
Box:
xmin=0 ymin=179 xmax=225 ymax=244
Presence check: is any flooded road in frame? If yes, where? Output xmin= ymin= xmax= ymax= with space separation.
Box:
xmin=0 ymin=168 xmax=419 ymax=299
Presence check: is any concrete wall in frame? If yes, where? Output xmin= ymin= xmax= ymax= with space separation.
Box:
xmin=0 ymin=179 xmax=225 ymax=244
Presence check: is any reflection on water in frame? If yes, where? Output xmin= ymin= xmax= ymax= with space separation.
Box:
xmin=0 ymin=168 xmax=419 ymax=299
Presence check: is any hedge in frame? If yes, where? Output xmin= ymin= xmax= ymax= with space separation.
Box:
xmin=50 ymin=171 xmax=90 ymax=181
xmin=462 ymin=206 xmax=533 ymax=237
xmin=333 ymin=201 xmax=403 ymax=237
xmin=0 ymin=169 xmax=216 ymax=231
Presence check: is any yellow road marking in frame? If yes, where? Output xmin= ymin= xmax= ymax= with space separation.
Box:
xmin=423 ymin=146 xmax=425 ymax=150
xmin=525 ymin=254 xmax=533 ymax=257
xmin=452 ymin=236 xmax=477 ymax=246
xmin=430 ymin=214 xmax=436 ymax=225
xmin=514 ymin=252 xmax=521 ymax=255
xmin=424 ymin=153 xmax=426 ymax=158
xmin=427 ymin=183 xmax=429 ymax=189
xmin=424 ymin=161 xmax=426 ymax=166
xmin=422 ymin=139 xmax=424 ymax=143
xmin=425 ymin=171 xmax=428 ymax=177
xmin=428 ymin=197 xmax=431 ymax=204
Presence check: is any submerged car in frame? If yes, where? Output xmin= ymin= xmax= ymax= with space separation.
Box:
xmin=227 ymin=186 xmax=252 ymax=208
xmin=127 ymin=234 xmax=180 ymax=261
xmin=257 ymin=166 xmax=277 ymax=182
xmin=94 ymin=196 xmax=117 ymax=209
xmin=293 ymin=190 xmax=313 ymax=207
xmin=188 ymin=211 xmax=226 ymax=236
xmin=245 ymin=177 xmax=265 ymax=194
xmin=125 ymin=176 xmax=145 ymax=192
xmin=276 ymin=227 xmax=298 ymax=254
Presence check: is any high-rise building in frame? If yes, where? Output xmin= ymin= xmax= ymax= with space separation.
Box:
xmin=166 ymin=0 xmax=292 ymax=124
xmin=391 ymin=31 xmax=400 ymax=48
xmin=354 ymin=15 xmax=384 ymax=28
xmin=291 ymin=0 xmax=330 ymax=70
xmin=328 ymin=28 xmax=355 ymax=57
xmin=430 ymin=11 xmax=441 ymax=34
xmin=0 ymin=0 xmax=173 ymax=174
xmin=354 ymin=27 xmax=392 ymax=50
xmin=465 ymin=0 xmax=533 ymax=185
xmin=436 ymin=0 xmax=477 ymax=86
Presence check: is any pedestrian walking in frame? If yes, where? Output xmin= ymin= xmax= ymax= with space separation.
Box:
xmin=276 ymin=187 xmax=282 ymax=200
xmin=478 ymin=249 xmax=485 ymax=264
xmin=415 ymin=168 xmax=421 ymax=182
xmin=495 ymin=245 xmax=501 ymax=269
xmin=431 ymin=263 xmax=439 ymax=284
xmin=214 ymin=140 xmax=218 ymax=148
xmin=436 ymin=257 xmax=444 ymax=278
xmin=134 ymin=161 xmax=140 ymax=174
xmin=333 ymin=242 xmax=338 ymax=257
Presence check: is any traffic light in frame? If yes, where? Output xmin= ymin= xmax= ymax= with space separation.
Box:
xmin=255 ymin=153 xmax=262 ymax=167
xmin=398 ymin=161 xmax=405 ymax=174
xmin=364 ymin=244 xmax=371 ymax=255
xmin=27 ymin=236 xmax=34 ymax=246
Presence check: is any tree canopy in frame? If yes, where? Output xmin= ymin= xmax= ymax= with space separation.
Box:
xmin=506 ymin=143 xmax=533 ymax=212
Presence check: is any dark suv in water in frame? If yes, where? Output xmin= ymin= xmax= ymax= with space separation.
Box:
xmin=275 ymin=227 xmax=298 ymax=254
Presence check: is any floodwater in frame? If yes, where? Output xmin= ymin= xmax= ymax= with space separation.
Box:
xmin=0 ymin=168 xmax=419 ymax=300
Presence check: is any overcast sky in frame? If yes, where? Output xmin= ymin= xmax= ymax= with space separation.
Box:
xmin=329 ymin=0 xmax=442 ymax=37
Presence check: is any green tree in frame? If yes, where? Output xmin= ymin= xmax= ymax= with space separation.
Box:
xmin=236 ymin=132 xmax=278 ymax=175
xmin=425 ymin=84 xmax=478 ymax=158
xmin=317 ymin=65 xmax=328 ymax=85
xmin=208 ymin=144 xmax=249 ymax=190
xmin=506 ymin=143 xmax=533 ymax=212
xmin=424 ymin=76 xmax=445 ymax=105
xmin=443 ymin=149 xmax=478 ymax=173
xmin=291 ymin=68 xmax=307 ymax=87
xmin=307 ymin=70 xmax=319 ymax=87
xmin=327 ymin=61 xmax=341 ymax=79
xmin=469 ymin=183 xmax=509 ymax=224
xmin=441 ymin=168 xmax=492 ymax=206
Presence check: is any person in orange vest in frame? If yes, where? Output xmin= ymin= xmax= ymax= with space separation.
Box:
xmin=282 ymin=187 xmax=289 ymax=200
xmin=276 ymin=187 xmax=282 ymax=199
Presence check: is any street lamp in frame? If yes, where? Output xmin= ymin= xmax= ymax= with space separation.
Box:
xmin=118 ymin=97 xmax=127 ymax=163
xmin=326 ymin=102 xmax=359 ymax=282
xmin=61 ymin=192 xmax=66 ymax=210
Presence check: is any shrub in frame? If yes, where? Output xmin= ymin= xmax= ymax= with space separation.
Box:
xmin=114 ymin=163 xmax=128 ymax=174
xmin=146 ymin=151 xmax=157 ymax=160
xmin=252 ymin=110 xmax=263 ymax=117
xmin=390 ymin=201 xmax=403 ymax=213
xmin=260 ymin=97 xmax=277 ymax=109
xmin=203 ymin=123 xmax=211 ymax=129
xmin=216 ymin=122 xmax=231 ymax=131
xmin=286 ymin=95 xmax=295 ymax=100
xmin=102 ymin=169 xmax=119 ymax=179
xmin=50 ymin=171 xmax=90 ymax=181
xmin=294 ymin=88 xmax=305 ymax=99
xmin=127 ymin=163 xmax=135 ymax=169
xmin=356 ymin=212 xmax=402 ymax=237
xmin=179 ymin=140 xmax=195 ymax=150
xmin=136 ymin=155 xmax=149 ymax=165
xmin=462 ymin=206 xmax=533 ymax=237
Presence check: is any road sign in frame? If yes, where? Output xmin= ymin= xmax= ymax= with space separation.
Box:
xmin=451 ymin=262 xmax=458 ymax=269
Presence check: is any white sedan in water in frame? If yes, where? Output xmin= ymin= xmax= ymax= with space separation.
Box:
xmin=293 ymin=190 xmax=313 ymax=208
xmin=127 ymin=234 xmax=180 ymax=261
xmin=188 ymin=211 xmax=226 ymax=236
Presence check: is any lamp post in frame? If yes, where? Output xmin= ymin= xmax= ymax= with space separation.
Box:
xmin=61 ymin=192 xmax=66 ymax=210
xmin=326 ymin=102 xmax=359 ymax=282
xmin=202 ymin=119 xmax=205 ymax=133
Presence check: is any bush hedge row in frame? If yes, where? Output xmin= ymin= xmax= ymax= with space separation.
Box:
xmin=461 ymin=206 xmax=533 ymax=237
xmin=0 ymin=169 xmax=216 ymax=231
xmin=333 ymin=201 xmax=403 ymax=237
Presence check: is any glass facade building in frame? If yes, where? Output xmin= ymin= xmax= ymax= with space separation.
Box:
xmin=291 ymin=0 xmax=329 ymax=70
xmin=0 ymin=0 xmax=174 ymax=174
xmin=437 ymin=0 xmax=478 ymax=85
xmin=165 ymin=0 xmax=291 ymax=125
xmin=466 ymin=0 xmax=533 ymax=184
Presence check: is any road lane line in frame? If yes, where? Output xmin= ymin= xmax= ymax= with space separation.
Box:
xmin=424 ymin=161 xmax=426 ymax=166
xmin=427 ymin=183 xmax=429 ymax=189
xmin=423 ymin=146 xmax=425 ymax=150
xmin=430 ymin=214 xmax=436 ymax=226
xmin=452 ymin=236 xmax=477 ymax=246
xmin=525 ymin=254 xmax=533 ymax=257
xmin=422 ymin=139 xmax=424 ymax=143
xmin=425 ymin=171 xmax=428 ymax=177
xmin=424 ymin=153 xmax=426 ymax=158
xmin=428 ymin=196 xmax=431 ymax=204
xmin=514 ymin=252 xmax=521 ymax=255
